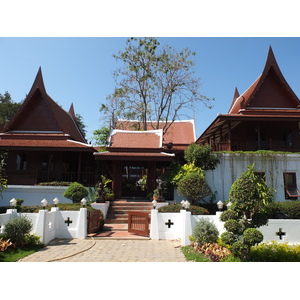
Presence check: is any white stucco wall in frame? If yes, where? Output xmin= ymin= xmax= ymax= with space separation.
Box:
xmin=204 ymin=153 xmax=300 ymax=203
xmin=0 ymin=185 xmax=72 ymax=206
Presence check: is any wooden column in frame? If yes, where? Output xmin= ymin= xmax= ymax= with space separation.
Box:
xmin=113 ymin=161 xmax=122 ymax=199
xmin=147 ymin=161 xmax=156 ymax=195
xmin=227 ymin=121 xmax=232 ymax=151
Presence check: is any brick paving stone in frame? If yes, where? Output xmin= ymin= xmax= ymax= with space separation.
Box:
xmin=18 ymin=238 xmax=187 ymax=262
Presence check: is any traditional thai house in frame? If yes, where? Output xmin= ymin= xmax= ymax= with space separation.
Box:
xmin=197 ymin=47 xmax=300 ymax=202
xmin=94 ymin=120 xmax=196 ymax=199
xmin=0 ymin=68 xmax=97 ymax=186
xmin=196 ymin=46 xmax=300 ymax=153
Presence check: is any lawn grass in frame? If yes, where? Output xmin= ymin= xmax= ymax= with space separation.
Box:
xmin=181 ymin=245 xmax=210 ymax=262
xmin=0 ymin=245 xmax=44 ymax=262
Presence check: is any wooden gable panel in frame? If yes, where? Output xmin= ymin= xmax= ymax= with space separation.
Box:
xmin=247 ymin=67 xmax=297 ymax=109
xmin=9 ymin=89 xmax=61 ymax=132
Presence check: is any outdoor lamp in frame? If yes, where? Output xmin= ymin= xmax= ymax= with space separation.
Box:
xmin=41 ymin=199 xmax=48 ymax=210
xmin=81 ymin=198 xmax=87 ymax=207
xmin=184 ymin=200 xmax=190 ymax=211
xmin=217 ymin=200 xmax=224 ymax=211
xmin=227 ymin=201 xmax=233 ymax=210
xmin=10 ymin=198 xmax=17 ymax=208
xmin=181 ymin=200 xmax=186 ymax=209
xmin=152 ymin=199 xmax=157 ymax=209
xmin=53 ymin=197 xmax=59 ymax=207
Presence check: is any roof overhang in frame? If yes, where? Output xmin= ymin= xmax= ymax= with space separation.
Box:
xmin=94 ymin=151 xmax=175 ymax=161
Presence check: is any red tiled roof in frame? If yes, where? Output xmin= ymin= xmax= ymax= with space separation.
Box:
xmin=0 ymin=137 xmax=94 ymax=150
xmin=109 ymin=130 xmax=162 ymax=149
xmin=115 ymin=120 xmax=195 ymax=145
xmin=94 ymin=151 xmax=175 ymax=161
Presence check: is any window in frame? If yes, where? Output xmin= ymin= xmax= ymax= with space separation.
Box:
xmin=283 ymin=172 xmax=300 ymax=199
xmin=16 ymin=153 xmax=27 ymax=171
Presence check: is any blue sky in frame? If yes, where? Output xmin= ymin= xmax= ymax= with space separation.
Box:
xmin=1 ymin=37 xmax=300 ymax=143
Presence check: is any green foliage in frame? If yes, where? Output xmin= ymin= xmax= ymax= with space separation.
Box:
xmin=169 ymin=162 xmax=203 ymax=186
xmin=92 ymin=126 xmax=110 ymax=146
xmin=16 ymin=203 xmax=96 ymax=213
xmin=63 ymin=182 xmax=88 ymax=203
xmin=270 ymin=201 xmax=300 ymax=219
xmin=37 ymin=181 xmax=71 ymax=186
xmin=231 ymin=241 xmax=250 ymax=261
xmin=181 ymin=245 xmax=210 ymax=262
xmin=157 ymin=203 xmax=208 ymax=215
xmin=192 ymin=218 xmax=219 ymax=245
xmin=250 ymin=241 xmax=300 ymax=262
xmin=0 ymin=91 xmax=22 ymax=125
xmin=220 ymin=231 xmax=238 ymax=245
xmin=224 ymin=219 xmax=243 ymax=235
xmin=184 ymin=144 xmax=219 ymax=170
xmin=219 ymin=210 xmax=239 ymax=222
xmin=23 ymin=234 xmax=43 ymax=247
xmin=243 ymin=228 xmax=263 ymax=246
xmin=4 ymin=216 xmax=33 ymax=246
xmin=229 ymin=164 xmax=274 ymax=221
xmin=177 ymin=172 xmax=212 ymax=204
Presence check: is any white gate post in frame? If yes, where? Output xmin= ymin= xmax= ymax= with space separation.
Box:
xmin=77 ymin=207 xmax=87 ymax=239
xmin=35 ymin=210 xmax=47 ymax=244
xmin=181 ymin=209 xmax=192 ymax=246
xmin=150 ymin=209 xmax=159 ymax=240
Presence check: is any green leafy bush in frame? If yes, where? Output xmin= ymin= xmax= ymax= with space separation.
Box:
xmin=63 ymin=182 xmax=88 ymax=203
xmin=5 ymin=216 xmax=33 ymax=246
xmin=231 ymin=241 xmax=250 ymax=261
xmin=270 ymin=201 xmax=300 ymax=219
xmin=224 ymin=219 xmax=243 ymax=235
xmin=250 ymin=241 xmax=300 ymax=262
xmin=243 ymin=228 xmax=263 ymax=246
xmin=192 ymin=218 xmax=219 ymax=245
xmin=37 ymin=181 xmax=71 ymax=186
xmin=220 ymin=231 xmax=238 ymax=245
xmin=177 ymin=172 xmax=212 ymax=204
xmin=219 ymin=210 xmax=239 ymax=222
xmin=158 ymin=203 xmax=208 ymax=215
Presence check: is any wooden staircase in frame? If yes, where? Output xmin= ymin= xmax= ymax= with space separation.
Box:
xmin=105 ymin=200 xmax=153 ymax=224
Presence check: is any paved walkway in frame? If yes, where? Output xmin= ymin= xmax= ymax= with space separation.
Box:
xmin=18 ymin=238 xmax=187 ymax=262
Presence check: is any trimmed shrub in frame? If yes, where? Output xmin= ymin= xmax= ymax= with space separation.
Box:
xmin=224 ymin=219 xmax=243 ymax=235
xmin=231 ymin=241 xmax=250 ymax=261
xmin=5 ymin=216 xmax=33 ymax=246
xmin=243 ymin=228 xmax=263 ymax=246
xmin=271 ymin=201 xmax=300 ymax=219
xmin=157 ymin=203 xmax=208 ymax=215
xmin=220 ymin=231 xmax=238 ymax=245
xmin=63 ymin=182 xmax=88 ymax=203
xmin=219 ymin=210 xmax=239 ymax=222
xmin=192 ymin=218 xmax=219 ymax=245
xmin=177 ymin=172 xmax=212 ymax=204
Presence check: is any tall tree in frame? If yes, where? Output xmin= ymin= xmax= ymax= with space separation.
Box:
xmin=0 ymin=92 xmax=22 ymax=126
xmin=100 ymin=37 xmax=213 ymax=134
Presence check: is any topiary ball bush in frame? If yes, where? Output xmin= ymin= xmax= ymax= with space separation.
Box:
xmin=224 ymin=219 xmax=243 ymax=235
xmin=220 ymin=231 xmax=238 ymax=245
xmin=192 ymin=218 xmax=219 ymax=245
xmin=243 ymin=228 xmax=263 ymax=246
xmin=219 ymin=210 xmax=239 ymax=222
xmin=63 ymin=182 xmax=88 ymax=203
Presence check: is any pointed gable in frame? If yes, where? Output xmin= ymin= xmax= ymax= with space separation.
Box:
xmin=228 ymin=46 xmax=300 ymax=115
xmin=2 ymin=68 xmax=86 ymax=143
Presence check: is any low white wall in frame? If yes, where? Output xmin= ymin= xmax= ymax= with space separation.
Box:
xmin=1 ymin=185 xmax=72 ymax=206
xmin=150 ymin=210 xmax=300 ymax=246
xmin=1 ymin=207 xmax=87 ymax=244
